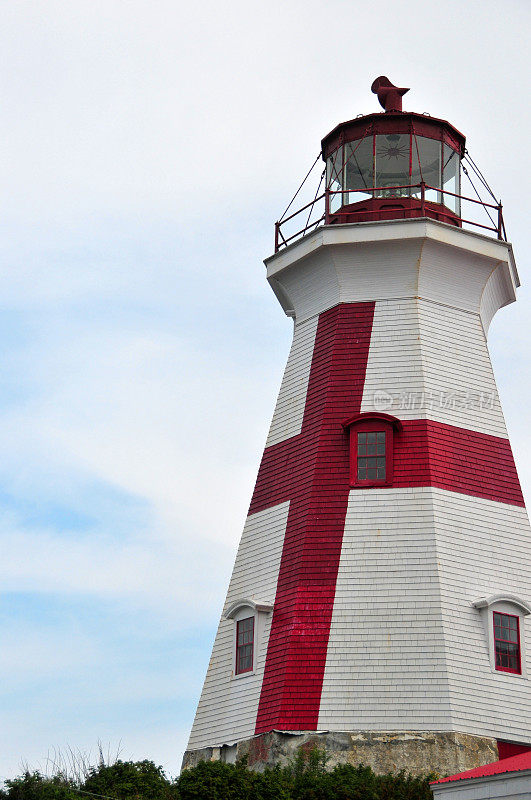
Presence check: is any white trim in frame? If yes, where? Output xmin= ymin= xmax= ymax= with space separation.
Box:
xmin=473 ymin=597 xmax=529 ymax=680
xmin=265 ymin=218 xmax=518 ymax=290
xmin=473 ymin=594 xmax=531 ymax=616
xmin=224 ymin=598 xmax=274 ymax=620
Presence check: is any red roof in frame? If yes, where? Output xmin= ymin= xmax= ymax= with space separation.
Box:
xmin=432 ymin=751 xmax=531 ymax=784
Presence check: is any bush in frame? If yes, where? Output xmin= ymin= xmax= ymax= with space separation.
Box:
xmin=1 ymin=751 xmax=434 ymax=800
xmin=83 ymin=760 xmax=175 ymax=800
xmin=0 ymin=772 xmax=78 ymax=800
xmin=176 ymin=749 xmax=433 ymax=800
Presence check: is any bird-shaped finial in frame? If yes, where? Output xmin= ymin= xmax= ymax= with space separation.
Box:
xmin=371 ymin=76 xmax=410 ymax=113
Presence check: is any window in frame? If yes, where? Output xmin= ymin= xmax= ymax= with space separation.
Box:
xmin=224 ymin=598 xmax=273 ymax=679
xmin=342 ymin=412 xmax=402 ymax=488
xmin=236 ymin=616 xmax=254 ymax=675
xmin=326 ymin=134 xmax=460 ymax=212
xmin=473 ymin=594 xmax=529 ymax=678
xmin=494 ymin=612 xmax=521 ymax=674
xmin=357 ymin=431 xmax=386 ymax=481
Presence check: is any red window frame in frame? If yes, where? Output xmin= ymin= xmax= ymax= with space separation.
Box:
xmin=235 ymin=616 xmax=254 ymax=675
xmin=493 ymin=611 xmax=521 ymax=675
xmin=342 ymin=412 xmax=402 ymax=488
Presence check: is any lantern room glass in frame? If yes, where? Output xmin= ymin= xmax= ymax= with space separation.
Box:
xmin=374 ymin=134 xmax=410 ymax=197
xmin=326 ymin=133 xmax=461 ymax=217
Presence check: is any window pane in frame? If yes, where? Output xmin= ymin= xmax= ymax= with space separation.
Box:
xmin=411 ymin=136 xmax=442 ymax=204
xmin=237 ymin=644 xmax=253 ymax=672
xmin=377 ymin=432 xmax=386 ymax=442
xmin=356 ymin=443 xmax=387 ymax=482
xmin=358 ymin=433 xmax=367 ymax=444
xmin=374 ymin=134 xmax=410 ymax=197
xmin=327 ymin=147 xmax=344 ymax=213
xmin=344 ymin=136 xmax=374 ymax=202
xmin=442 ymin=143 xmax=460 ymax=215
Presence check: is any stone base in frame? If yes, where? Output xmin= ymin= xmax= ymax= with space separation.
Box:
xmin=182 ymin=730 xmax=499 ymax=777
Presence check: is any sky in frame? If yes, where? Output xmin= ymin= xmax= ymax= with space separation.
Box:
xmin=0 ymin=0 xmax=530 ymax=784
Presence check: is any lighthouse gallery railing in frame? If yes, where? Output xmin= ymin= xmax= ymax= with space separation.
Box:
xmin=274 ymin=182 xmax=507 ymax=253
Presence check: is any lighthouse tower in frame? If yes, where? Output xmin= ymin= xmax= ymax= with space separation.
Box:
xmin=183 ymin=79 xmax=531 ymax=776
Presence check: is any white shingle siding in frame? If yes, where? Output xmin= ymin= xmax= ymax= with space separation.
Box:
xmin=266 ymin=222 xmax=516 ymax=327
xmin=480 ymin=261 xmax=516 ymax=334
xmin=186 ymin=502 xmax=289 ymax=750
xmin=319 ymin=487 xmax=454 ymax=731
xmin=265 ymin=316 xmax=318 ymax=447
xmin=360 ymin=296 xmax=508 ymax=436
xmin=320 ymin=487 xmax=531 ymax=741
xmin=433 ymin=491 xmax=531 ymax=742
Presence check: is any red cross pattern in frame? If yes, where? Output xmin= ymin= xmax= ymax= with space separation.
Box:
xmin=250 ymin=302 xmax=523 ymax=735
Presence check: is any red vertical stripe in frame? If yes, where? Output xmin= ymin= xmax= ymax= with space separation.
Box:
xmin=254 ymin=303 xmax=375 ymax=733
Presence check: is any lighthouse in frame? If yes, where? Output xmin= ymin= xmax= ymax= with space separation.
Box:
xmin=183 ymin=79 xmax=531 ymax=776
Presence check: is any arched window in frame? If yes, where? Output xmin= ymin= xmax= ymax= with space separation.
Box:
xmin=224 ymin=599 xmax=273 ymax=678
xmin=473 ymin=594 xmax=531 ymax=677
xmin=342 ymin=412 xmax=403 ymax=488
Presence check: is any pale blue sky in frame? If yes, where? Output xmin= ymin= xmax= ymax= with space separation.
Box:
xmin=0 ymin=0 xmax=530 ymax=782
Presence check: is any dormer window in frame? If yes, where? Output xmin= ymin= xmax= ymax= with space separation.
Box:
xmin=473 ymin=594 xmax=530 ymax=678
xmin=342 ymin=412 xmax=403 ymax=488
xmin=224 ymin=598 xmax=273 ymax=679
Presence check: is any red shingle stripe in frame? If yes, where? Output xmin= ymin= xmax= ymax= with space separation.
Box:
xmin=392 ymin=420 xmax=524 ymax=507
xmin=254 ymin=303 xmax=375 ymax=734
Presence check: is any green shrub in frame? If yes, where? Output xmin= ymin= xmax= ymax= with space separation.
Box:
xmin=0 ymin=772 xmax=78 ymax=800
xmin=83 ymin=760 xmax=176 ymax=800
xmin=1 ymin=750 xmax=434 ymax=800
xmin=176 ymin=749 xmax=433 ymax=800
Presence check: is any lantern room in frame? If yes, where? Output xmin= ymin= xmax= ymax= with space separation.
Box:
xmin=273 ymin=77 xmax=505 ymax=252
xmin=321 ymin=77 xmax=465 ymax=226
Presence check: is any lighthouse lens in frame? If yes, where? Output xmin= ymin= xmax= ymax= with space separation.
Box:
xmin=374 ymin=134 xmax=410 ymax=197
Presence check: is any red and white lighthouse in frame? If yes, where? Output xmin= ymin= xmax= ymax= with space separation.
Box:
xmin=183 ymin=79 xmax=531 ymax=775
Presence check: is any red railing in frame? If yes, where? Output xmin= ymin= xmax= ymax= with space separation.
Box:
xmin=274 ymin=182 xmax=506 ymax=253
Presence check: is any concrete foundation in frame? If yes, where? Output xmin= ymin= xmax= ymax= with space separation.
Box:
xmin=182 ymin=730 xmax=499 ymax=777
